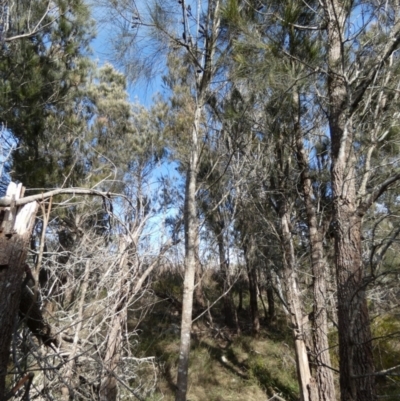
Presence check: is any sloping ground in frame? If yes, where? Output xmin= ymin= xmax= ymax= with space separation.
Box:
xmin=130 ymin=301 xmax=299 ymax=401
xmin=139 ymin=332 xmax=299 ymax=401
xmin=372 ymin=314 xmax=400 ymax=399
xmin=127 ymin=275 xmax=400 ymax=401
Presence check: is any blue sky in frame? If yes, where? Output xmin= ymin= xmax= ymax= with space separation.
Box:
xmin=89 ymin=2 xmax=166 ymax=107
xmin=88 ymin=2 xmax=185 ymax=248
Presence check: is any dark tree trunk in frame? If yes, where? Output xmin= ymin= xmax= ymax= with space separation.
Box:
xmin=244 ymin=239 xmax=260 ymax=335
xmin=257 ymin=283 xmax=269 ymax=321
xmin=0 ymin=236 xmax=28 ymax=401
xmin=323 ymin=1 xmax=376 ymax=399
xmin=334 ymin=210 xmax=375 ymax=401
xmin=237 ymin=285 xmax=243 ymax=312
xmin=295 ymin=96 xmax=336 ymax=401
xmin=266 ymin=269 xmax=275 ymax=322
xmin=248 ymin=265 xmax=260 ymax=335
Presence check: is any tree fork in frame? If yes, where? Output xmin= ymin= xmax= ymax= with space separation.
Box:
xmin=323 ymin=0 xmax=377 ymax=399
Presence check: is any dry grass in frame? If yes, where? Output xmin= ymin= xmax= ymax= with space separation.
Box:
xmin=137 ymin=323 xmax=299 ymax=401
xmin=130 ymin=274 xmax=300 ymax=401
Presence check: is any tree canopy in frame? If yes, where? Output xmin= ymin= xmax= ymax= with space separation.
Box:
xmin=1 ymin=1 xmax=400 ymax=401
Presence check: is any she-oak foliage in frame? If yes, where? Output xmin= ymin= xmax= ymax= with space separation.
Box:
xmin=1 ymin=0 xmax=400 ymax=400
xmin=0 ymin=0 xmax=98 ymax=189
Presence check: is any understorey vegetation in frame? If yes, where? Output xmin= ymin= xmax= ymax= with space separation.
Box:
xmin=1 ymin=1 xmax=400 ymax=401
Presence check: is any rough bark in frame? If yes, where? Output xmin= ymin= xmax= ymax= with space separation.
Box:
xmin=0 ymin=183 xmax=38 ymax=401
xmin=323 ymin=1 xmax=376 ymax=400
xmin=296 ymin=110 xmax=336 ymax=401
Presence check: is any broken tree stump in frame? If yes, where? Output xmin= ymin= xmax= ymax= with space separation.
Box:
xmin=0 ymin=182 xmax=38 ymax=401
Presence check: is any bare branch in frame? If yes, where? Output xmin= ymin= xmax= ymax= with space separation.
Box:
xmin=352 ymin=364 xmax=400 ymax=378
xmin=358 ymin=172 xmax=400 ymax=215
xmin=350 ymin=23 xmax=400 ymax=114
xmin=0 ymin=188 xmax=126 ymax=207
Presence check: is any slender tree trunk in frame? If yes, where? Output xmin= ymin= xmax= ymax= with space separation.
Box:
xmin=175 ymin=100 xmax=201 ymax=401
xmin=274 ymin=273 xmax=289 ymax=315
xmin=271 ymin=130 xmax=315 ymax=399
xmin=247 ymin=264 xmax=260 ymax=334
xmin=295 ymin=106 xmax=336 ymax=401
xmin=175 ymin=2 xmax=220 ymax=398
xmin=193 ymin=216 xmax=206 ymax=310
xmin=237 ymin=283 xmax=243 ymax=312
xmin=217 ymin=224 xmax=239 ymax=331
xmin=99 ymin=312 xmax=123 ymax=401
xmin=0 ymin=183 xmax=38 ymax=401
xmin=258 ymin=283 xmax=269 ymax=321
xmin=280 ymin=208 xmax=318 ymax=401
xmin=265 ymin=269 xmax=275 ymax=322
xmin=323 ymin=1 xmax=376 ymax=400
xmin=244 ymin=239 xmax=260 ymax=335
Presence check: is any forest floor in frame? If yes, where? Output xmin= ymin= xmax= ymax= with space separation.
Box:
xmin=129 ymin=287 xmax=300 ymax=401
xmin=126 ymin=274 xmax=400 ymax=401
